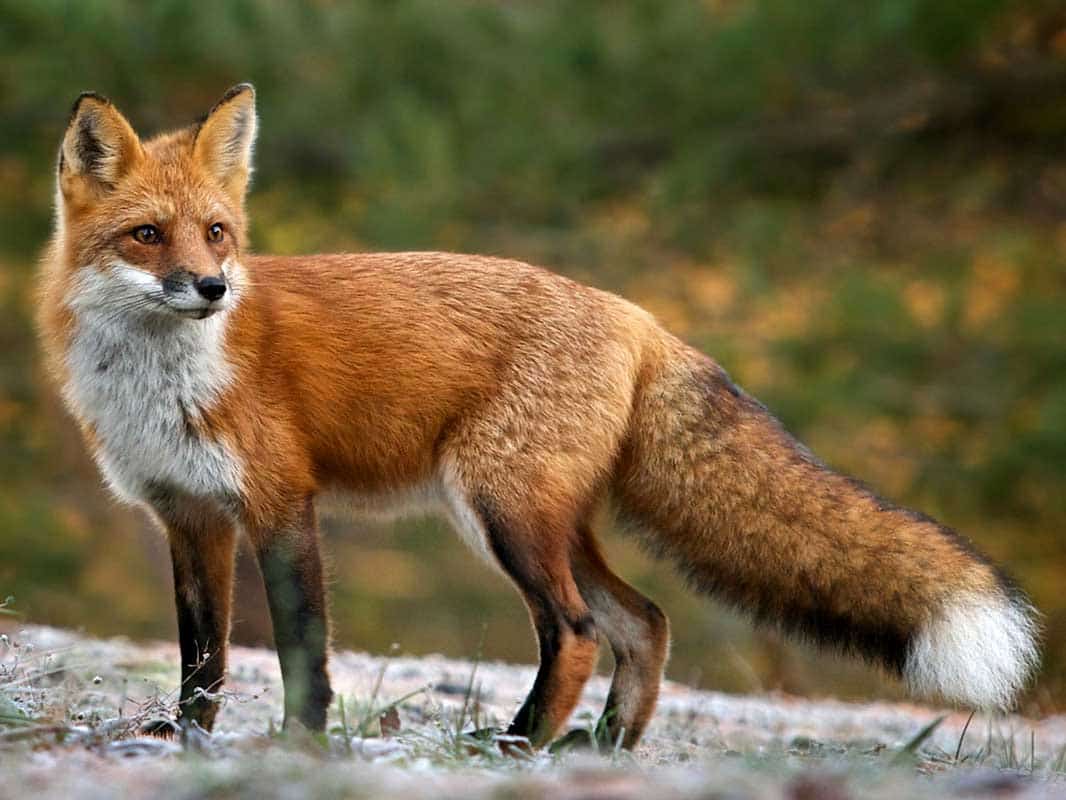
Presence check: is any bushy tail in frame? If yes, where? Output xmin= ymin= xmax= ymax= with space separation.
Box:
xmin=614 ymin=334 xmax=1039 ymax=710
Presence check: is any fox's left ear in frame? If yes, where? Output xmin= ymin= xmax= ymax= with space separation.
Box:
xmin=194 ymin=83 xmax=258 ymax=205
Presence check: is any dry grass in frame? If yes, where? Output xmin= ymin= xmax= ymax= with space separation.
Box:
xmin=1 ymin=624 xmax=1065 ymax=799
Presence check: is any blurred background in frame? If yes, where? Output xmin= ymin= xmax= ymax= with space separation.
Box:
xmin=1 ymin=1 xmax=1064 ymax=712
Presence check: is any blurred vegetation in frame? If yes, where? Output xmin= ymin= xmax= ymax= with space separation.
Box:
xmin=1 ymin=1 xmax=1064 ymax=711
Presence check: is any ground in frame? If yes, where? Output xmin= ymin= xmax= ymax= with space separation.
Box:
xmin=2 ymin=625 xmax=1065 ymax=799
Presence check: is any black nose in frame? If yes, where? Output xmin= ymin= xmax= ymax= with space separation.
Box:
xmin=195 ymin=275 xmax=227 ymax=302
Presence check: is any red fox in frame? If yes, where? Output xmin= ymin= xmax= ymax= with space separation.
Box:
xmin=38 ymin=84 xmax=1039 ymax=750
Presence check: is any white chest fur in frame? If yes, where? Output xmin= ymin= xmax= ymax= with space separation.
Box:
xmin=62 ymin=271 xmax=244 ymax=505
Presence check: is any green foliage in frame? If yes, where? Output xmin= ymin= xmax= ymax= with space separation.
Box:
xmin=0 ymin=0 xmax=1064 ymax=708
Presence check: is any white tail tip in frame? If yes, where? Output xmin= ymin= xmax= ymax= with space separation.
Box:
xmin=904 ymin=594 xmax=1040 ymax=710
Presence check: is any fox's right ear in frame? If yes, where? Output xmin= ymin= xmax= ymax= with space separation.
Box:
xmin=59 ymin=93 xmax=143 ymax=201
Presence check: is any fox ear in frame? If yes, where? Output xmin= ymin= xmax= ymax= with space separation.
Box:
xmin=194 ymin=83 xmax=257 ymax=205
xmin=59 ymin=93 xmax=143 ymax=199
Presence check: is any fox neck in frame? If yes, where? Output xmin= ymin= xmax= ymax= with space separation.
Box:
xmin=62 ymin=266 xmax=245 ymax=506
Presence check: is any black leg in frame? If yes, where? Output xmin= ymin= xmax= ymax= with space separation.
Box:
xmin=150 ymin=495 xmax=237 ymax=732
xmin=250 ymin=499 xmax=333 ymax=731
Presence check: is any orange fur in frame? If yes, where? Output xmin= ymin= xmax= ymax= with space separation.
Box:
xmin=37 ymin=85 xmax=1039 ymax=749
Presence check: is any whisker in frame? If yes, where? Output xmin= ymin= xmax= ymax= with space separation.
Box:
xmin=109 ymin=263 xmax=164 ymax=280
xmin=88 ymin=294 xmax=170 ymax=325
xmin=109 ymin=262 xmax=262 ymax=294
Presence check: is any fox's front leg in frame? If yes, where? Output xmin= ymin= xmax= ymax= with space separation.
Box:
xmin=149 ymin=493 xmax=237 ymax=732
xmin=247 ymin=497 xmax=333 ymax=731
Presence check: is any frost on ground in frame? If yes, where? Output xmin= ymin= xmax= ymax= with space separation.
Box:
xmin=2 ymin=625 xmax=1065 ymax=799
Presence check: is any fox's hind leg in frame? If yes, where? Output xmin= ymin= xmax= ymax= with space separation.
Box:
xmin=464 ymin=497 xmax=600 ymax=749
xmin=559 ymin=525 xmax=669 ymax=750
xmin=440 ymin=346 xmax=637 ymax=749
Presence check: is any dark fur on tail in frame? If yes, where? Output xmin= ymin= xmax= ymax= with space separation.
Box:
xmin=614 ymin=334 xmax=1038 ymax=708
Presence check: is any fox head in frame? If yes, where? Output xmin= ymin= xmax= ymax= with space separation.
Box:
xmin=54 ymin=84 xmax=257 ymax=320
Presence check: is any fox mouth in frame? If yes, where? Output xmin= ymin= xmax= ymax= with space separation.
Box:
xmin=169 ymin=305 xmax=223 ymax=320
xmin=157 ymin=295 xmax=225 ymax=319
xmin=160 ymin=289 xmax=229 ymax=319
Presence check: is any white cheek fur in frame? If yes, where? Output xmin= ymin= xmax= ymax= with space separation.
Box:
xmin=62 ymin=264 xmax=245 ymax=504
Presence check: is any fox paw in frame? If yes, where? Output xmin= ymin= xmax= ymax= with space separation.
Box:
xmin=549 ymin=727 xmax=611 ymax=754
xmin=463 ymin=727 xmax=533 ymax=757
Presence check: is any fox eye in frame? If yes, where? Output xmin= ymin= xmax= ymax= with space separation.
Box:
xmin=207 ymin=223 xmax=224 ymax=243
xmin=132 ymin=225 xmax=160 ymax=245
